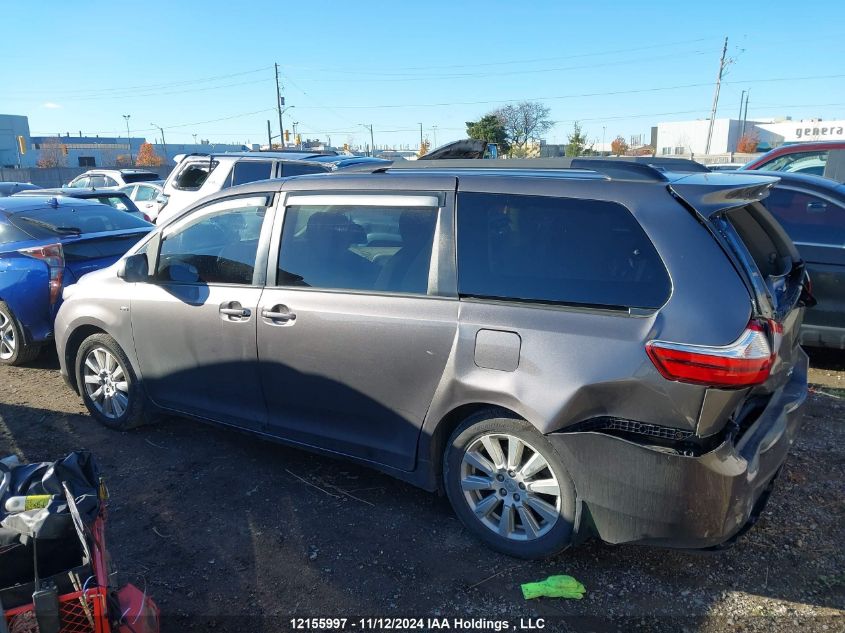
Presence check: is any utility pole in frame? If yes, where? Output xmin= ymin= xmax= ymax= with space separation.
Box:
xmin=432 ymin=125 xmax=438 ymax=148
xmin=419 ymin=123 xmax=424 ymax=150
xmin=705 ymin=37 xmax=730 ymax=155
xmin=267 ymin=120 xmax=272 ymax=148
xmin=274 ymin=63 xmax=284 ymax=149
xmin=741 ymin=90 xmax=750 ymax=138
xmin=151 ymin=123 xmax=168 ymax=162
xmin=122 ymin=115 xmax=133 ymax=165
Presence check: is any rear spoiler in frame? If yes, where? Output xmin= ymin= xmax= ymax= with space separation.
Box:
xmin=667 ymin=172 xmax=780 ymax=218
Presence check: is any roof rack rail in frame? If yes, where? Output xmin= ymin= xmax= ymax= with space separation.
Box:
xmin=382 ymin=157 xmax=675 ymax=182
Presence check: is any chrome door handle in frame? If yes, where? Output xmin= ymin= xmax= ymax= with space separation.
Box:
xmin=261 ymin=308 xmax=296 ymax=322
xmin=220 ymin=307 xmax=251 ymax=317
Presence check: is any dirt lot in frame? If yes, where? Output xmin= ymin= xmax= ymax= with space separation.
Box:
xmin=1 ymin=349 xmax=843 ymax=632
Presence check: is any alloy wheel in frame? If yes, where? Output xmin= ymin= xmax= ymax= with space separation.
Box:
xmin=82 ymin=347 xmax=130 ymax=419
xmin=460 ymin=433 xmax=561 ymax=541
xmin=0 ymin=311 xmax=16 ymax=360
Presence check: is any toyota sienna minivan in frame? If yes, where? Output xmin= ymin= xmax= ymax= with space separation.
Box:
xmin=54 ymin=160 xmax=811 ymax=558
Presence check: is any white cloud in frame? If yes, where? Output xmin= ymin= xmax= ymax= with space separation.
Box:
xmin=42 ymin=102 xmax=62 ymax=109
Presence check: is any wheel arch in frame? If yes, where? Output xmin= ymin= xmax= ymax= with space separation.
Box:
xmin=64 ymin=324 xmax=108 ymax=393
xmin=422 ymin=402 xmax=523 ymax=492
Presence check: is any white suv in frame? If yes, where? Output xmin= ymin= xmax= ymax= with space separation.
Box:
xmin=67 ymin=169 xmax=162 ymax=190
xmin=154 ymin=151 xmax=388 ymax=224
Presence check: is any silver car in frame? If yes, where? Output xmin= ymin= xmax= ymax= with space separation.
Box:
xmin=55 ymin=161 xmax=810 ymax=558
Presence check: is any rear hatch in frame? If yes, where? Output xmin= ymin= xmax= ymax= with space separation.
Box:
xmin=669 ymin=173 xmax=809 ymax=393
xmin=9 ymin=201 xmax=152 ymax=283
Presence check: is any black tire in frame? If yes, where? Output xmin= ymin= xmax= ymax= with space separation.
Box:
xmin=75 ymin=333 xmax=148 ymax=430
xmin=0 ymin=301 xmax=41 ymax=366
xmin=443 ymin=410 xmax=577 ymax=559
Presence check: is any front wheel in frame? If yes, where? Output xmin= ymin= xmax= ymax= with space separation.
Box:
xmin=444 ymin=412 xmax=577 ymax=559
xmin=75 ymin=333 xmax=148 ymax=430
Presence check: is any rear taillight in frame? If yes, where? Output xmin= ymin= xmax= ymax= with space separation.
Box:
xmin=19 ymin=243 xmax=65 ymax=305
xmin=646 ymin=320 xmax=775 ymax=388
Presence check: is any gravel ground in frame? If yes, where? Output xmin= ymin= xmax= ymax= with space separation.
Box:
xmin=0 ymin=349 xmax=842 ymax=633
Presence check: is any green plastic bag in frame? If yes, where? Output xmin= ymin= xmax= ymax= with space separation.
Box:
xmin=521 ymin=575 xmax=586 ymax=600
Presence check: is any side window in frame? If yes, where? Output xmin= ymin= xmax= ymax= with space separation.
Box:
xmin=456 ymin=192 xmax=671 ymax=310
xmin=156 ymin=201 xmax=268 ymax=285
xmin=277 ymin=202 xmax=438 ymax=294
xmin=88 ymin=175 xmax=106 ymax=188
xmin=280 ymin=163 xmax=327 ymax=177
xmin=760 ymin=150 xmax=828 ymax=173
xmin=231 ymin=161 xmax=273 ymax=186
xmin=135 ymin=185 xmax=156 ymax=201
xmin=70 ymin=176 xmax=90 ymax=188
xmin=103 ymin=176 xmax=118 ymax=187
xmin=172 ymin=160 xmax=219 ymax=191
xmin=762 ymin=188 xmax=845 ymax=246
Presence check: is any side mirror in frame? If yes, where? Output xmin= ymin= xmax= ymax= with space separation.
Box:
xmin=117 ymin=253 xmax=149 ymax=282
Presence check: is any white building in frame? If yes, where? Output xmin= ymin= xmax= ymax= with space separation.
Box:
xmin=655 ymin=117 xmax=845 ymax=155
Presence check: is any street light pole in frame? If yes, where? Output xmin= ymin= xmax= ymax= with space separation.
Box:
xmin=419 ymin=123 xmax=423 ymax=150
xmin=122 ymin=115 xmax=132 ymax=165
xmin=151 ymin=123 xmax=168 ymax=162
xmin=432 ymin=125 xmax=438 ymax=149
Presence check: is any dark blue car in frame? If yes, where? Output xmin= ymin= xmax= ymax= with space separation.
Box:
xmin=0 ymin=196 xmax=152 ymax=365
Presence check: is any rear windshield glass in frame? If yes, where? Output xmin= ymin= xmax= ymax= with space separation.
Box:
xmin=122 ymin=172 xmax=159 ymax=183
xmin=62 ymin=235 xmax=147 ymax=261
xmin=172 ymin=161 xmax=218 ymax=191
xmin=0 ymin=221 xmax=32 ymax=245
xmin=11 ymin=204 xmax=150 ymax=237
xmin=456 ymin=192 xmax=671 ymax=310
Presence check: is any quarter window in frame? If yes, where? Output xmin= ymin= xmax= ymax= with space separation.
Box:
xmin=456 ymin=192 xmax=671 ymax=310
xmin=277 ymin=203 xmax=438 ymax=294
xmin=156 ymin=201 xmax=267 ymax=284
xmin=281 ymin=163 xmax=326 ymax=177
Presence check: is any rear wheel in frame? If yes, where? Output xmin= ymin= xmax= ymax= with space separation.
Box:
xmin=444 ymin=412 xmax=576 ymax=559
xmin=75 ymin=333 xmax=147 ymax=430
xmin=0 ymin=302 xmax=41 ymax=366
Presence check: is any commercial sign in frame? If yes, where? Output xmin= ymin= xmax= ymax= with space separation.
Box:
xmin=757 ymin=120 xmax=845 ymax=142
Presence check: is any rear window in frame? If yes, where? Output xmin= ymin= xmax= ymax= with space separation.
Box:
xmin=11 ymin=204 xmax=150 ymax=237
xmin=0 ymin=221 xmax=32 ymax=245
xmin=122 ymin=172 xmax=159 ymax=183
xmin=62 ymin=235 xmax=146 ymax=261
xmin=456 ymin=192 xmax=671 ymax=310
xmin=172 ymin=161 xmax=218 ymax=191
xmin=230 ymin=160 xmax=274 ymax=187
xmin=281 ymin=163 xmax=327 ymax=177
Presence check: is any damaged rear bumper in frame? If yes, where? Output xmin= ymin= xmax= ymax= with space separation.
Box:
xmin=547 ymin=348 xmax=808 ymax=549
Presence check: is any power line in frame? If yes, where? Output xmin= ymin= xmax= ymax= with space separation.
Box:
xmin=4 ymin=78 xmax=273 ymax=102
xmin=7 ymin=66 xmax=273 ymax=97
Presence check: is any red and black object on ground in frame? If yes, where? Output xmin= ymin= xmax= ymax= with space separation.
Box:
xmin=1 ymin=453 xmax=159 ymax=633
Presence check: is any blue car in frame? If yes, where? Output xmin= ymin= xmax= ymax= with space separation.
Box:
xmin=0 ymin=196 xmax=152 ymax=365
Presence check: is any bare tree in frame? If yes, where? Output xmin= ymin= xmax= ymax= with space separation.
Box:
xmin=494 ymin=101 xmax=553 ymax=149
xmin=35 ymin=137 xmax=67 ymax=168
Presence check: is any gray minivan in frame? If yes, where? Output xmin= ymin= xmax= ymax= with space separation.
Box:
xmin=54 ymin=162 xmax=811 ymax=558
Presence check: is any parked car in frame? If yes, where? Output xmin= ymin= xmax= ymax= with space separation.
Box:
xmin=0 ymin=182 xmax=40 ymax=197
xmin=55 ymin=162 xmax=809 ymax=559
xmin=0 ymin=196 xmax=153 ymax=365
xmin=14 ymin=187 xmax=152 ymax=222
xmin=741 ymin=141 xmax=845 ymax=182
xmin=155 ymin=151 xmax=388 ymax=225
xmin=118 ymin=180 xmax=165 ymax=221
xmin=67 ymin=169 xmax=161 ymax=190
xmin=750 ymin=171 xmax=845 ymax=349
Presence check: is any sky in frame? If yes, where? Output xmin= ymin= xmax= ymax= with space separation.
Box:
xmin=2 ymin=0 xmax=845 ymax=150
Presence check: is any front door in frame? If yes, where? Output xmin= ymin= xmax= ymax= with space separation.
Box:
xmin=257 ymin=191 xmax=458 ymax=470
xmin=131 ymin=194 xmax=274 ymax=430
